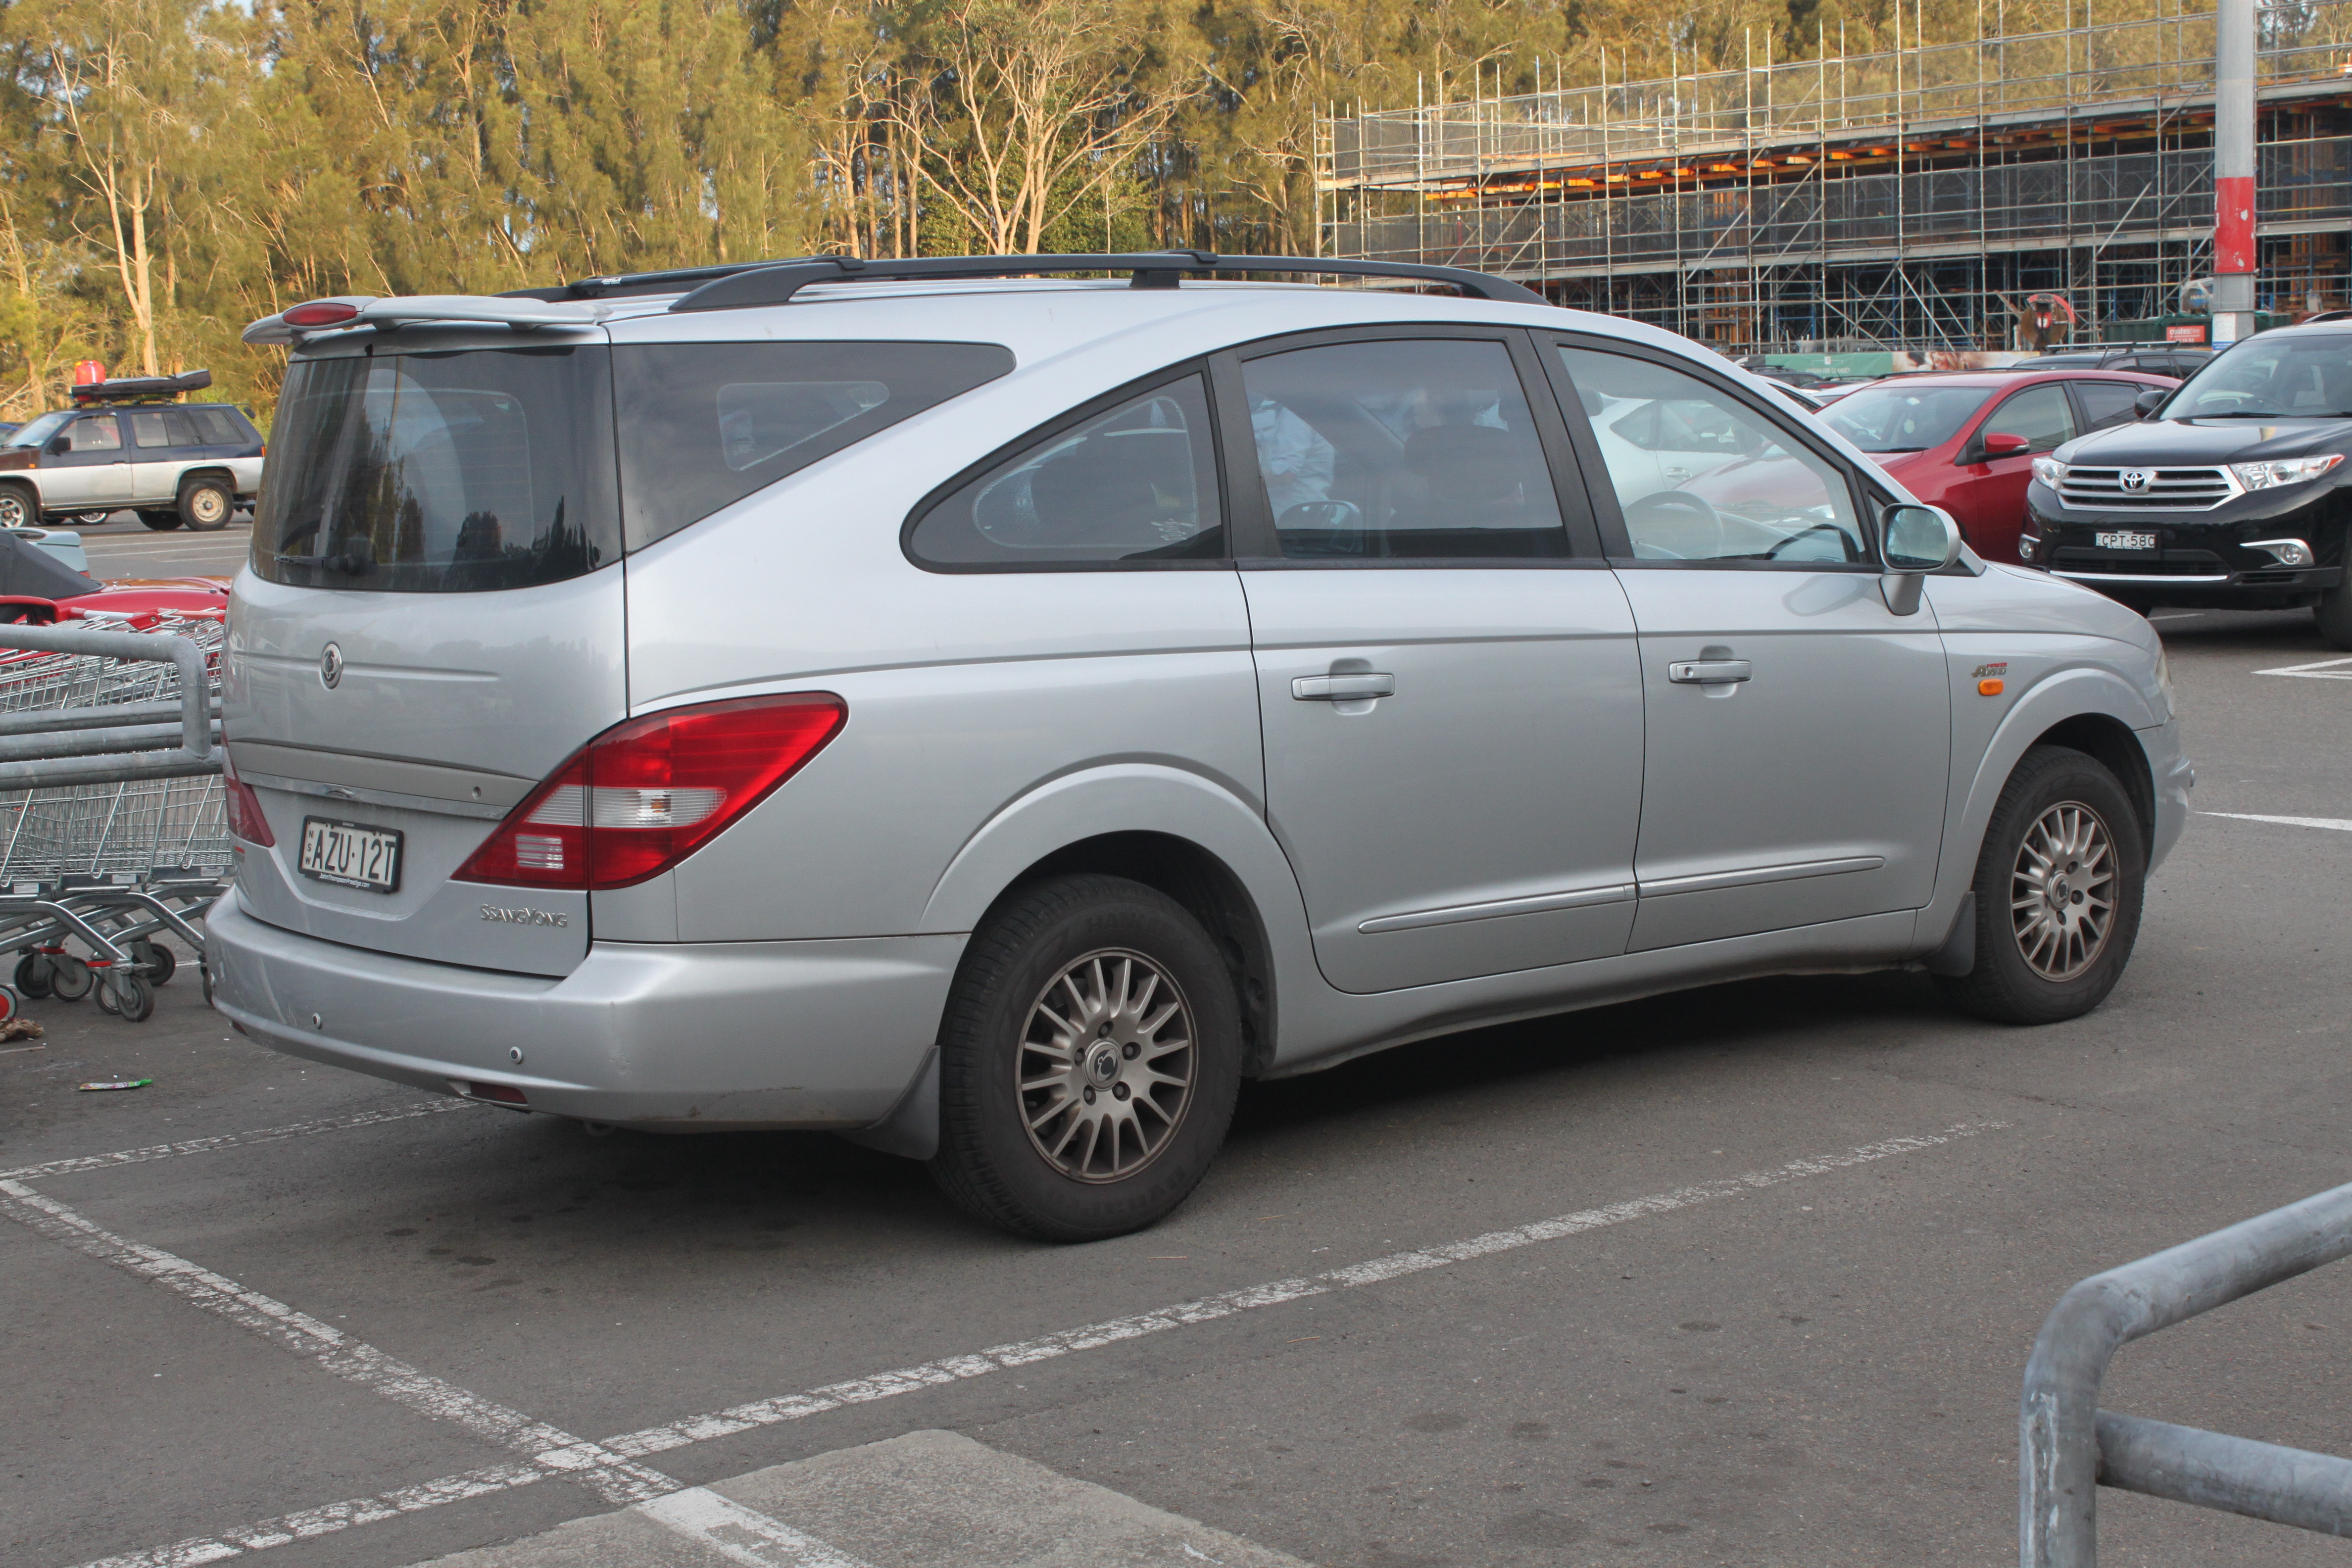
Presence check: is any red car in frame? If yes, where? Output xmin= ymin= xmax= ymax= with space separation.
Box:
xmin=1821 ymin=369 xmax=2175 ymax=564
xmin=0 ymin=530 xmax=229 ymax=624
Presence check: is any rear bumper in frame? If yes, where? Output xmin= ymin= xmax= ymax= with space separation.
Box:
xmin=208 ymin=888 xmax=962 ymax=1129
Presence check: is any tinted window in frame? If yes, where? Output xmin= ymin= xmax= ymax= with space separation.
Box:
xmin=254 ymin=346 xmax=618 ymax=593
xmin=189 ymin=407 xmax=251 ymax=446
xmin=1825 ymin=384 xmax=1986 ymax=451
xmin=1243 ymin=338 xmax=1567 ymax=560
xmin=63 ymin=414 xmax=122 ymax=453
xmin=908 ymin=376 xmax=1221 ymax=567
xmin=1558 ymin=345 xmax=1862 ymax=564
xmin=127 ymin=410 xmax=197 ymax=449
xmin=2074 ymin=380 xmax=2145 ymax=433
xmin=616 ymin=341 xmax=1013 ymax=551
xmin=1983 ymin=384 xmax=2076 ymax=453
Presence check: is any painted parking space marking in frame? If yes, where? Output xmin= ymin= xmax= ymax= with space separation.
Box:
xmin=2255 ymin=655 xmax=2352 ymax=680
xmin=0 ymin=1179 xmax=677 ymax=1512
xmin=50 ymin=1118 xmax=2006 ymax=1568
xmin=0 ymin=1097 xmax=476 ymax=1182
xmin=2201 ymin=811 xmax=2352 ymax=833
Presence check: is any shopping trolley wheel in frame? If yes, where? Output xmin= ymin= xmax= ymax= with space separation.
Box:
xmin=47 ymin=954 xmax=91 ymax=1001
xmin=199 ymin=962 xmax=214 ymax=1008
xmin=107 ymin=973 xmax=153 ymax=1023
xmin=94 ymin=973 xmax=118 ymax=1015
xmin=15 ymin=952 xmax=51 ymax=999
xmin=0 ymin=983 xmax=17 ymax=1023
xmin=130 ymin=939 xmax=175 ymax=986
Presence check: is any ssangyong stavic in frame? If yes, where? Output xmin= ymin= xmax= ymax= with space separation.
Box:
xmin=213 ymin=257 xmax=2191 ymax=1240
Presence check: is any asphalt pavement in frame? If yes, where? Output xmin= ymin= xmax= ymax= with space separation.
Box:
xmin=5 ymin=602 xmax=2352 ymax=1568
xmin=62 ymin=509 xmax=251 ymax=581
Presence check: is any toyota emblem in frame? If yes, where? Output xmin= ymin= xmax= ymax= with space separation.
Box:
xmin=320 ymin=642 xmax=343 ymax=689
xmin=2120 ymin=469 xmax=2153 ymax=492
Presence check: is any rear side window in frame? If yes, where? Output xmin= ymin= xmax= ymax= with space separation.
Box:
xmin=615 ymin=341 xmax=1014 ymax=551
xmin=189 ymin=407 xmax=253 ymax=446
xmin=254 ymin=346 xmax=619 ymax=593
xmin=2073 ymin=380 xmax=2145 ymax=433
xmin=906 ymin=375 xmax=1223 ymax=568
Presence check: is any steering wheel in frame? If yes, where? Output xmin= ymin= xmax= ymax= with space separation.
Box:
xmin=1622 ymin=490 xmax=1724 ymax=560
xmin=1764 ymin=522 xmax=1861 ymax=562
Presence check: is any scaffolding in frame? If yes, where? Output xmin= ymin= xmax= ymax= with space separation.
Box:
xmin=1318 ymin=0 xmax=2352 ymax=354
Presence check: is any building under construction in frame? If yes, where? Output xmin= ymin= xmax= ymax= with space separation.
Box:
xmin=1318 ymin=1 xmax=2352 ymax=354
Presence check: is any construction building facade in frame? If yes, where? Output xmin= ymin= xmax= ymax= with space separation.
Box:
xmin=1318 ymin=1 xmax=2352 ymax=353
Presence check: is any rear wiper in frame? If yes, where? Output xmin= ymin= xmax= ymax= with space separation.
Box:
xmin=276 ymin=542 xmax=376 ymax=576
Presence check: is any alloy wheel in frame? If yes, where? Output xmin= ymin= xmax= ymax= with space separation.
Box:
xmin=1017 ymin=948 xmax=1196 ymax=1183
xmin=2009 ymin=800 xmax=2117 ymax=980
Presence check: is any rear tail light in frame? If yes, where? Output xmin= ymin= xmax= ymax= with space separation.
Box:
xmin=453 ymin=693 xmax=845 ymax=890
xmin=222 ymin=748 xmax=275 ymax=846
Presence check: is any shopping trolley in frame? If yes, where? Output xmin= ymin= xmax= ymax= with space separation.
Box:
xmin=0 ymin=615 xmax=226 ymax=1022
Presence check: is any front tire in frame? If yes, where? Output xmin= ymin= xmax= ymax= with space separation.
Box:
xmin=178 ymin=475 xmax=233 ymax=531
xmin=0 ymin=483 xmax=36 ymax=532
xmin=1936 ymin=745 xmax=2146 ymax=1025
xmin=930 ymin=874 xmax=1242 ymax=1242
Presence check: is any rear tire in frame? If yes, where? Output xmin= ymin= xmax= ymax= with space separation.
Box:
xmin=0 ymin=483 xmax=36 ymax=532
xmin=929 ymin=874 xmax=1241 ymax=1242
xmin=1935 ymin=745 xmax=2145 ymax=1026
xmin=138 ymin=510 xmax=183 ymax=532
xmin=178 ymin=475 xmax=233 ymax=531
xmin=2316 ymin=581 xmax=2352 ymax=650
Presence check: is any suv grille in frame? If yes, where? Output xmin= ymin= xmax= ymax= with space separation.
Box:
xmin=2057 ymin=467 xmax=2235 ymax=509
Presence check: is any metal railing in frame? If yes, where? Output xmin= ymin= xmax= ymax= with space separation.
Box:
xmin=2022 ymin=1180 xmax=2352 ymax=1564
xmin=0 ymin=624 xmax=221 ymax=789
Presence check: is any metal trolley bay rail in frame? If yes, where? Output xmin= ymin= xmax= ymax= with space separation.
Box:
xmin=0 ymin=615 xmax=227 ymax=1022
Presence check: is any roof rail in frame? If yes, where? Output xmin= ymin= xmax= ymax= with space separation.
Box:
xmin=498 ymin=260 xmax=834 ymax=303
xmin=664 ymin=252 xmax=1550 ymax=313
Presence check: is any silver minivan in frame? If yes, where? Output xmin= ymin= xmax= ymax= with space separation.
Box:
xmin=215 ymin=257 xmax=2190 ymax=1240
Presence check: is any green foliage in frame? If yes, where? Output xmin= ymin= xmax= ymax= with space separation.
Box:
xmin=0 ymin=0 xmax=2203 ymax=418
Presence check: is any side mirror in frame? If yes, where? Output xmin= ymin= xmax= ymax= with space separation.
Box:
xmin=2134 ymin=387 xmax=2169 ymax=419
xmin=1879 ymin=502 xmax=1962 ymax=615
xmin=1980 ymin=431 xmax=2031 ymax=458
xmin=46 ymin=437 xmax=68 ymax=456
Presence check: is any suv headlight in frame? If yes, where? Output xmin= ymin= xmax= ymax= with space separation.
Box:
xmin=2031 ymin=456 xmax=2066 ymax=488
xmin=2231 ymin=453 xmax=2345 ymax=490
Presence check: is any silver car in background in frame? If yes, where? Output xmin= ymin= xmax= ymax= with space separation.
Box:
xmin=213 ymin=257 xmax=2189 ymax=1241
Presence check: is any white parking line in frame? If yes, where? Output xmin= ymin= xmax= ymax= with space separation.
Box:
xmin=2201 ymin=811 xmax=2352 ymax=833
xmin=637 ymin=1488 xmax=876 ymax=1568
xmin=2255 ymin=655 xmax=2352 ymax=680
xmin=0 ymin=1097 xmax=475 ymax=1181
xmin=50 ymin=1118 xmax=2006 ymax=1568
xmin=1 ymin=1179 xmax=677 ymax=1510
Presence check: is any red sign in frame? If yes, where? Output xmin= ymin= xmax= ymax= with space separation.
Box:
xmin=2165 ymin=324 xmax=2207 ymax=343
xmin=69 ymin=359 xmax=106 ymax=389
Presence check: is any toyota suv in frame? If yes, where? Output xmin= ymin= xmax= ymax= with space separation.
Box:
xmin=212 ymin=255 xmax=2189 ymax=1240
xmin=2023 ymin=321 xmax=2352 ymax=644
xmin=0 ymin=370 xmax=264 ymax=533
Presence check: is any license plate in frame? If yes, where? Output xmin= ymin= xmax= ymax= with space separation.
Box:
xmin=2096 ymin=530 xmax=2157 ymax=550
xmin=298 ymin=817 xmax=403 ymax=892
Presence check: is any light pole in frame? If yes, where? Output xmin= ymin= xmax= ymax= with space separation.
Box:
xmin=2211 ymin=0 xmax=2258 ymax=344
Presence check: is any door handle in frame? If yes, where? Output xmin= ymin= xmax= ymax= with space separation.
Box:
xmin=1292 ymin=673 xmax=1396 ymax=701
xmin=1667 ymin=659 xmax=1752 ymax=685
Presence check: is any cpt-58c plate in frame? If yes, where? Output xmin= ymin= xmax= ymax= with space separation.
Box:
xmin=298 ymin=816 xmax=403 ymax=893
xmin=2095 ymin=530 xmax=2158 ymax=550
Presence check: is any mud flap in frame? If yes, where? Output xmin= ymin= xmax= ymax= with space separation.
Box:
xmin=839 ymin=1045 xmax=939 ymax=1161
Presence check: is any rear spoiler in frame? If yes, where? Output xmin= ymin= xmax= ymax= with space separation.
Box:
xmin=70 ymin=369 xmax=211 ymax=404
xmin=242 ymin=295 xmax=609 ymax=346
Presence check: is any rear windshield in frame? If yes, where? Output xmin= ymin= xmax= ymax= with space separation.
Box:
xmin=613 ymin=341 xmax=1015 ymax=550
xmin=253 ymin=346 xmax=619 ymax=593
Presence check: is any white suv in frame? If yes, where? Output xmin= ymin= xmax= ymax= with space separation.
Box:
xmin=0 ymin=373 xmax=264 ymax=532
xmin=212 ymin=255 xmax=2189 ymax=1240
